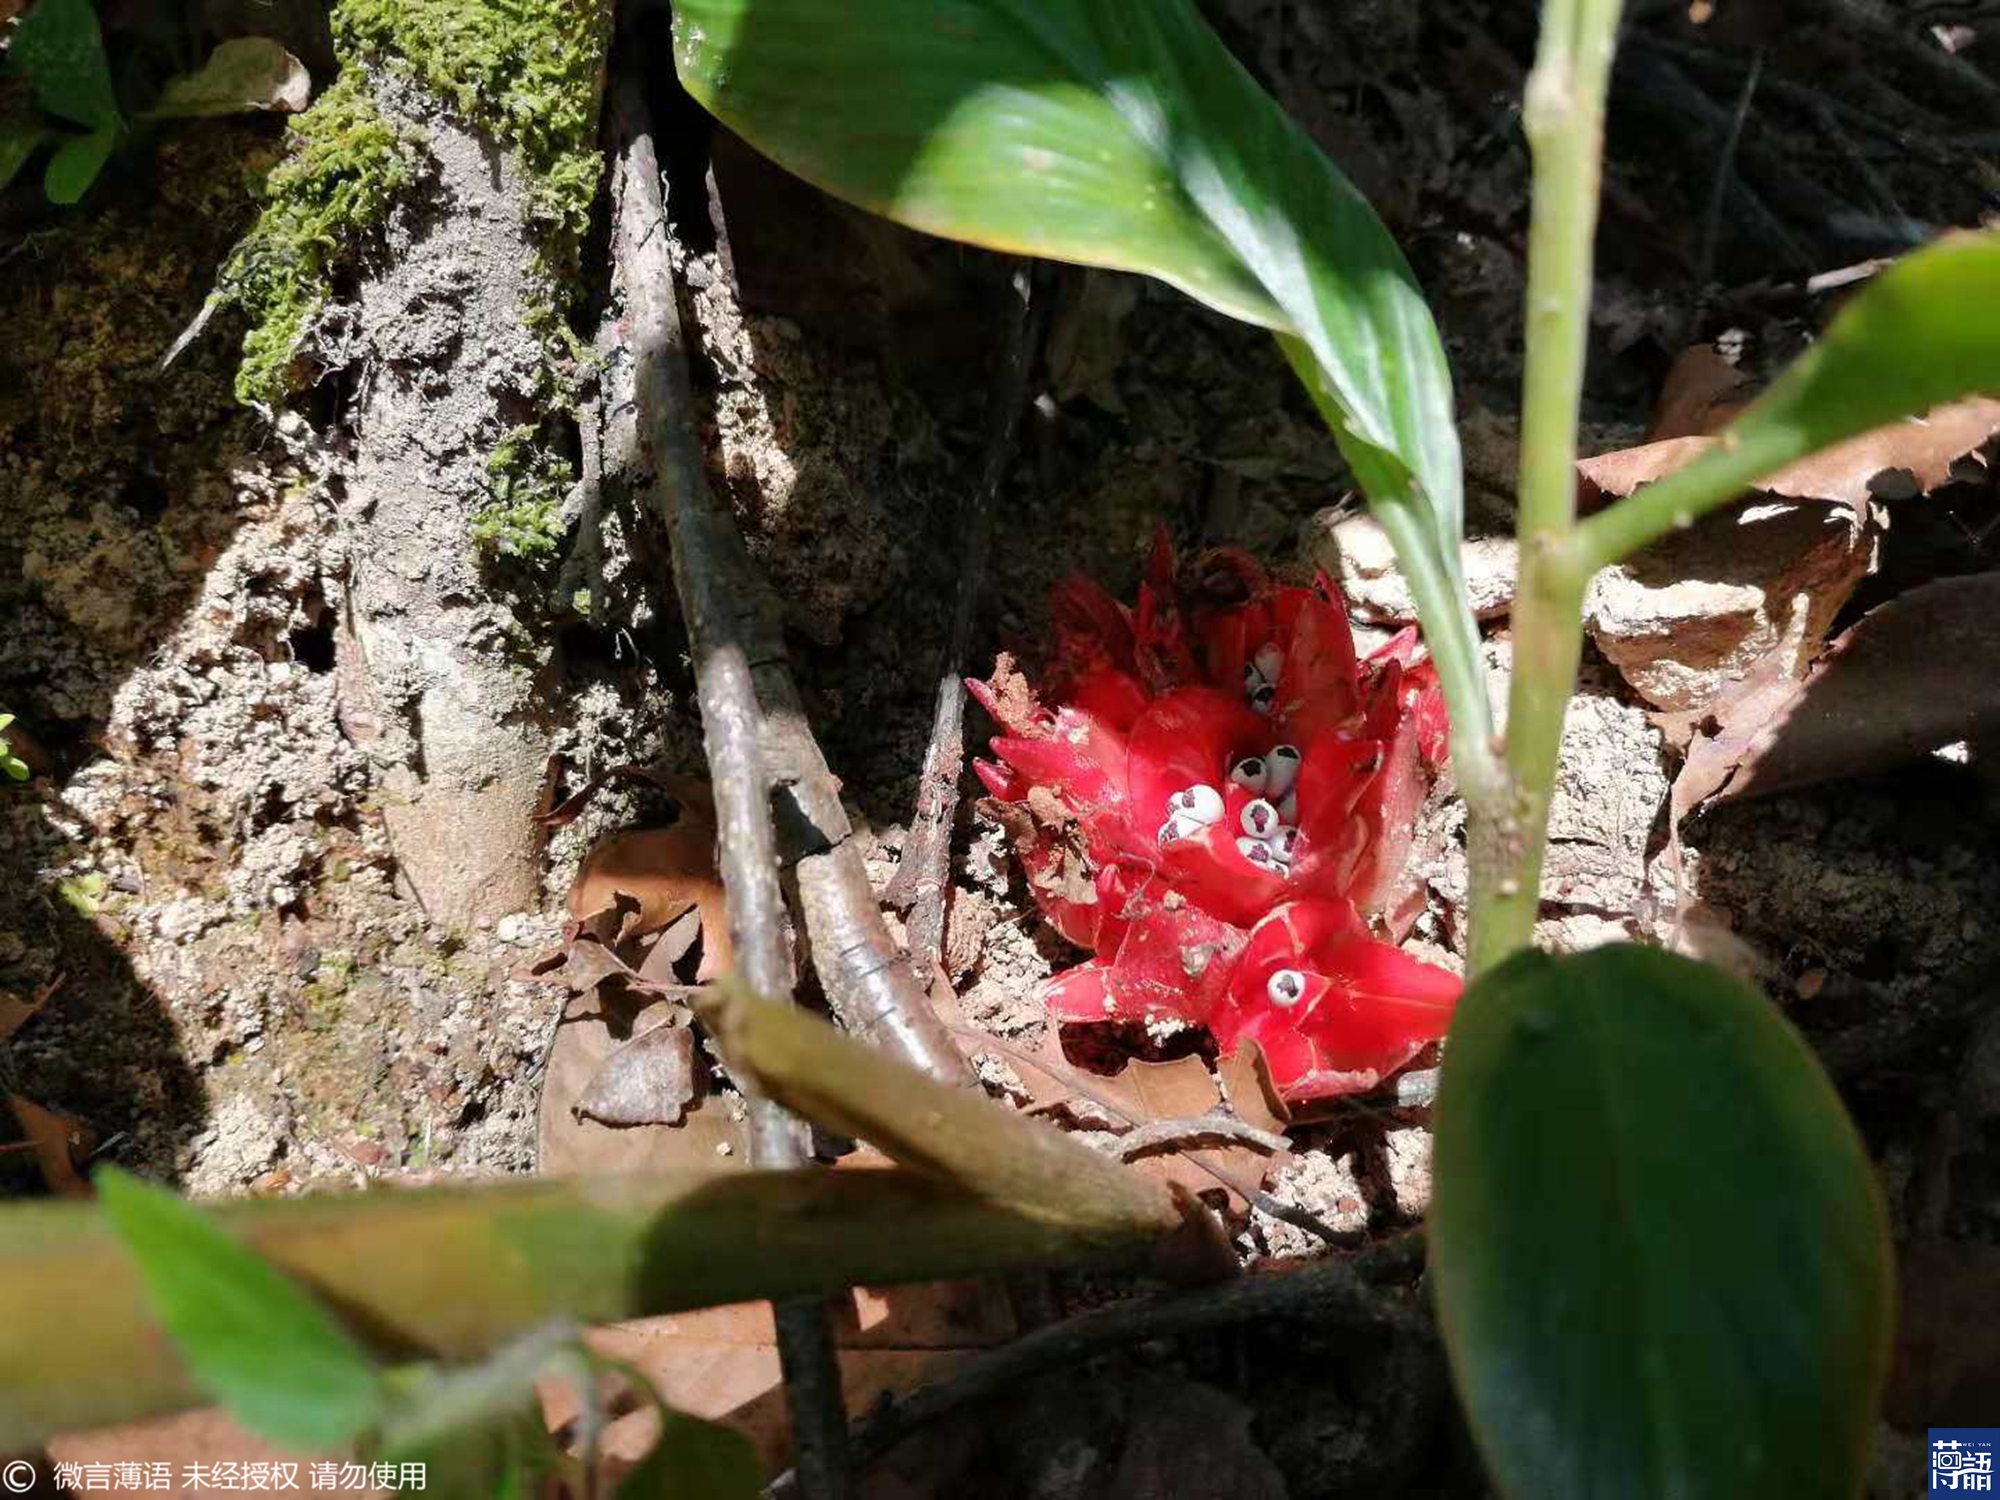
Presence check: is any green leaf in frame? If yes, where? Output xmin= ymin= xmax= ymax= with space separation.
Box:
xmin=94 ymin=1168 xmax=387 ymax=1450
xmin=7 ymin=0 xmax=120 ymax=132
xmin=1430 ymin=945 xmax=1892 ymax=1500
xmin=148 ymin=39 xmax=311 ymax=121
xmin=1579 ymin=233 xmax=2000 ymax=567
xmin=617 ymin=1406 xmax=760 ymax=1499
xmin=669 ymin=0 xmax=1463 ymax=567
xmin=41 ymin=121 xmax=116 ymax=204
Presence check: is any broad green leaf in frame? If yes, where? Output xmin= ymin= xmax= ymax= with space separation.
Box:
xmin=617 ymin=1406 xmax=760 ymax=1499
xmin=7 ymin=0 xmax=120 ymax=132
xmin=1580 ymin=233 xmax=2000 ymax=566
xmin=148 ymin=39 xmax=311 ymax=120
xmin=670 ymin=0 xmax=1464 ymax=570
xmin=41 ymin=121 xmax=115 ymax=204
xmin=95 ymin=1168 xmax=387 ymax=1450
xmin=1430 ymin=945 xmax=1892 ymax=1500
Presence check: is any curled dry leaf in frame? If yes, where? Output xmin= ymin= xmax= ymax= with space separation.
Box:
xmin=573 ymin=1005 xmax=701 ymax=1129
xmin=566 ymin=810 xmax=732 ymax=982
xmin=0 ymin=973 xmax=58 ymax=1046
xmin=148 ymin=38 xmax=310 ymax=118
xmin=1677 ymin=571 xmax=2000 ymax=813
xmin=536 ymin=994 xmax=748 ymax=1176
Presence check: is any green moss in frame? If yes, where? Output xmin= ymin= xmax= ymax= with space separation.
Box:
xmin=471 ymin=423 xmax=572 ymax=562
xmin=333 ymin=0 xmax=607 ymax=241
xmin=221 ymin=0 xmax=607 ymax=408
xmin=222 ymin=71 xmax=420 ymax=405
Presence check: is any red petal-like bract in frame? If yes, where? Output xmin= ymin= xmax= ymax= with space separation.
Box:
xmin=975 ymin=530 xmax=1460 ymax=1101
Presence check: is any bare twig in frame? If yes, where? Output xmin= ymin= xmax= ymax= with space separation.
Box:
xmin=763 ymin=1236 xmax=1427 ymax=1497
xmin=885 ymin=269 xmax=1040 ymax=979
xmin=950 ymin=1026 xmax=1344 ymax=1248
xmin=607 ymin=70 xmax=849 ymax=1500
xmin=651 ymin=161 xmax=970 ymax=1090
xmin=1115 ymin=1113 xmax=1291 ymax=1159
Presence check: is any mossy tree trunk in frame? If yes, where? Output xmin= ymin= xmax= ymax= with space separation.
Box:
xmin=234 ymin=0 xmax=616 ymax=927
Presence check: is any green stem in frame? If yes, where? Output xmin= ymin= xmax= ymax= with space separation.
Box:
xmin=1573 ymin=422 xmax=1815 ymax=572
xmin=0 ymin=1167 xmax=1188 ymax=1451
xmin=1468 ymin=0 xmax=1624 ymax=975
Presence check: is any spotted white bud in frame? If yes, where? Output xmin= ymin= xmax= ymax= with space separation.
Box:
xmin=1268 ymin=826 xmax=1300 ymax=862
xmin=1249 ymin=681 xmax=1277 ymax=716
xmin=1253 ymin=643 xmax=1284 ymax=684
xmin=1266 ymin=743 xmax=1302 ymax=799
xmin=1240 ymin=798 xmax=1280 ymax=839
xmin=1241 ymin=661 xmax=1268 ymax=692
xmin=1228 ymin=756 xmax=1268 ymax=794
xmin=1276 ymin=790 xmax=1298 ymax=824
xmin=1236 ymin=836 xmax=1275 ymax=866
xmin=1267 ymin=968 xmax=1307 ymax=1007
xmin=1168 ymin=783 xmax=1224 ymax=826
xmin=1159 ymin=811 xmax=1204 ymax=845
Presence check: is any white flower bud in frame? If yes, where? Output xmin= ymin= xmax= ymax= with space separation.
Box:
xmin=1253 ymin=643 xmax=1284 ymax=684
xmin=1240 ymin=798 xmax=1280 ymax=839
xmin=1267 ymin=968 xmax=1307 ymax=1007
xmin=1266 ymin=743 xmax=1302 ymax=799
xmin=1249 ymin=682 xmax=1277 ymax=715
xmin=1159 ymin=811 xmax=1204 ymax=845
xmin=1235 ymin=836 xmax=1275 ymax=866
xmin=1229 ymin=756 xmax=1268 ymax=794
xmin=1168 ymin=783 xmax=1224 ymax=825
xmin=1268 ymin=826 xmax=1300 ymax=862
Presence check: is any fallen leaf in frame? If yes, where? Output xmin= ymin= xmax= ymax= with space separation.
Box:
xmin=1677 ymin=571 xmax=2000 ymax=811
xmin=537 ymin=994 xmax=748 ymax=1176
xmin=1580 ymin=396 xmax=2000 ymax=513
xmin=148 ymin=39 xmax=310 ymax=118
xmin=539 ymin=763 xmax=714 ymax=830
xmin=1647 ymin=342 xmax=1751 ymax=442
xmin=0 ymin=973 xmax=58 ymax=1045
xmin=568 ymin=817 xmax=732 ymax=978
xmin=575 ymin=1007 xmax=700 ymax=1128
xmin=7 ymin=1094 xmax=95 ymax=1197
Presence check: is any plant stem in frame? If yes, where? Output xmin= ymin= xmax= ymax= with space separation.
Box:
xmin=0 ymin=1168 xmax=1190 ymax=1453
xmin=1467 ymin=0 xmax=1624 ymax=974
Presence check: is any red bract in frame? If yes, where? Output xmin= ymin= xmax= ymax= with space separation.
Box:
xmin=971 ymin=532 xmax=1462 ymax=1102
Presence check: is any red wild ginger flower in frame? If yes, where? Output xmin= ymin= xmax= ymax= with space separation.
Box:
xmin=969 ymin=531 xmax=1461 ymax=1102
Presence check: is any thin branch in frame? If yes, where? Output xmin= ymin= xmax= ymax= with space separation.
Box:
xmin=763 ymin=1235 xmax=1428 ymax=1498
xmin=1115 ymin=1113 xmax=1291 ymax=1159
xmin=885 ymin=268 xmax=1040 ymax=980
xmin=950 ymin=1026 xmax=1344 ymax=1248
xmin=607 ymin=70 xmax=848 ymax=1499
xmin=654 ymin=156 xmax=971 ymax=1090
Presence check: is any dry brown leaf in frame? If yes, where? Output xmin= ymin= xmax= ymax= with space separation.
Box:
xmin=1089 ymin=1055 xmax=1290 ymax=1208
xmin=539 ymin=763 xmax=715 ymax=830
xmin=1581 ymin=396 xmax=2000 ymax=512
xmin=537 ymin=994 xmax=748 ymax=1175
xmin=574 ymin=1007 xmax=700 ymax=1128
xmin=1647 ymin=343 xmax=1751 ymax=441
xmin=544 ymin=1171 xmax=1015 ymax=1479
xmin=0 ymin=974 xmax=56 ymax=1046
xmin=1677 ymin=571 xmax=2000 ymax=812
xmin=7 ymin=1094 xmax=95 ymax=1197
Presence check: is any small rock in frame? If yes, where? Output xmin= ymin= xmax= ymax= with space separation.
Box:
xmin=1382 ymin=1127 xmax=1433 ymax=1218
xmin=1583 ymin=499 xmax=1873 ymax=713
xmin=1304 ymin=510 xmax=1517 ymax=624
xmin=496 ymin=913 xmax=530 ymax=945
